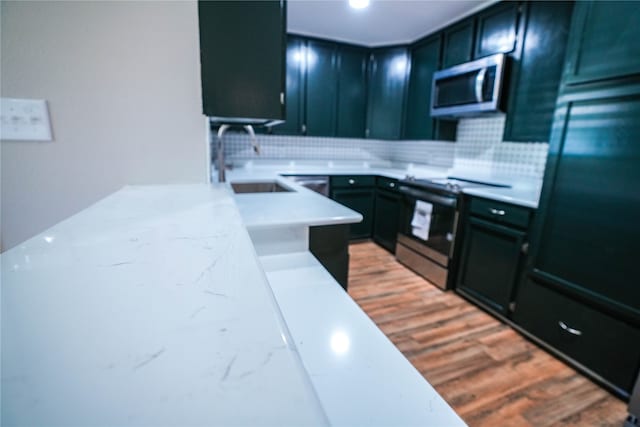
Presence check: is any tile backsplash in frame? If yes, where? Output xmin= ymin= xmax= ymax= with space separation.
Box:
xmin=215 ymin=115 xmax=549 ymax=179
xmin=453 ymin=115 xmax=549 ymax=179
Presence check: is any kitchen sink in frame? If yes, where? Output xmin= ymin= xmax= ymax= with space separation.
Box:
xmin=230 ymin=181 xmax=293 ymax=194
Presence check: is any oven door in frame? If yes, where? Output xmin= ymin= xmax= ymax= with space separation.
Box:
xmin=397 ymin=185 xmax=457 ymax=260
xmin=395 ymin=185 xmax=458 ymax=289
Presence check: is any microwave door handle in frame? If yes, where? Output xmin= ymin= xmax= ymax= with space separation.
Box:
xmin=475 ymin=67 xmax=487 ymax=103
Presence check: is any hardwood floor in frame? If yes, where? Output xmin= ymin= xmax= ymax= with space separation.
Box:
xmin=348 ymin=241 xmax=628 ymax=427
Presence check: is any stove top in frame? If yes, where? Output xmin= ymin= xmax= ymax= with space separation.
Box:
xmin=401 ymin=176 xmax=510 ymax=194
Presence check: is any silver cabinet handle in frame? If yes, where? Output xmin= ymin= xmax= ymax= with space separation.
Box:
xmin=280 ymin=92 xmax=285 ymax=105
xmin=348 ymin=179 xmax=356 ymax=185
xmin=389 ymin=182 xmax=396 ymax=188
xmin=558 ymin=321 xmax=582 ymax=336
xmin=475 ymin=67 xmax=488 ymax=103
xmin=301 ymin=124 xmax=307 ymax=133
xmin=489 ymin=208 xmax=506 ymax=216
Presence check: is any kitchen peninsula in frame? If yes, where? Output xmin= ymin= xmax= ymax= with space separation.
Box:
xmin=1 ymin=183 xmax=465 ymax=426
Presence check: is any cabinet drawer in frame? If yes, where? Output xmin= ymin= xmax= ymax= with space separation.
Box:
xmin=331 ymin=175 xmax=375 ymax=189
xmin=513 ymin=278 xmax=640 ymax=394
xmin=376 ymin=176 xmax=399 ymax=191
xmin=470 ymin=197 xmax=531 ymax=229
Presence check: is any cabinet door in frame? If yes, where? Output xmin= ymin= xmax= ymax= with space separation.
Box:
xmin=503 ymin=1 xmax=574 ymax=142
xmin=457 ymin=217 xmax=525 ymax=315
xmin=366 ymin=47 xmax=409 ymax=140
xmin=309 ymin=224 xmax=350 ymax=290
xmin=331 ymin=189 xmax=375 ymax=240
xmin=404 ymin=37 xmax=440 ymax=140
xmin=563 ymin=1 xmax=640 ymax=84
xmin=442 ymin=19 xmax=475 ymax=68
xmin=474 ymin=2 xmax=519 ymax=59
xmin=336 ymin=46 xmax=368 ymax=138
xmin=305 ymin=40 xmax=338 ymax=136
xmin=532 ymin=91 xmax=640 ymax=320
xmin=373 ymin=189 xmax=401 ymax=253
xmin=198 ymin=0 xmax=285 ymax=120
xmin=272 ymin=36 xmax=305 ymax=135
xmin=513 ymin=278 xmax=640 ymax=396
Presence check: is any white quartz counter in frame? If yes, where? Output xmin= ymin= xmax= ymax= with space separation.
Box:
xmin=230 ymin=176 xmax=363 ymax=228
xmin=1 ymin=185 xmax=328 ymax=426
xmin=1 ymin=182 xmax=467 ymax=426
xmin=224 ymin=162 xmax=542 ymax=208
xmin=462 ymin=184 xmax=542 ymax=209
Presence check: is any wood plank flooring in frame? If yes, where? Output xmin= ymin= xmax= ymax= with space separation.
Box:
xmin=348 ymin=241 xmax=628 ymax=427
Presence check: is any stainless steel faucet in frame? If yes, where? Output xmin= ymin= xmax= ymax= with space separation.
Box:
xmin=216 ymin=124 xmax=260 ymax=182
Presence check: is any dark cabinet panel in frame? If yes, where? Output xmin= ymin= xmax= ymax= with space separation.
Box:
xmin=474 ymin=2 xmax=519 ymax=58
xmin=457 ymin=217 xmax=525 ymax=315
xmin=513 ymin=278 xmax=640 ymax=395
xmin=366 ymin=47 xmax=410 ymax=140
xmin=309 ymin=224 xmax=350 ymax=290
xmin=533 ymin=92 xmax=640 ymax=319
xmin=331 ymin=175 xmax=376 ymax=188
xmin=336 ymin=46 xmax=368 ymax=138
xmin=273 ymin=36 xmax=305 ymax=135
xmin=330 ymin=175 xmax=376 ymax=240
xmin=198 ymin=0 xmax=285 ymax=121
xmin=503 ymin=1 xmax=574 ymax=142
xmin=404 ymin=36 xmax=439 ymax=140
xmin=404 ymin=35 xmax=457 ymax=141
xmin=442 ymin=19 xmax=475 ymax=68
xmin=373 ymin=188 xmax=401 ymax=253
xmin=470 ymin=197 xmax=531 ymax=229
xmin=306 ymin=40 xmax=338 ymax=136
xmin=564 ymin=1 xmax=640 ymax=84
xmin=331 ymin=189 xmax=375 ymax=240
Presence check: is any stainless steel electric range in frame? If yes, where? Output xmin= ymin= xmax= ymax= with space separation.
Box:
xmin=395 ymin=176 xmax=509 ymax=290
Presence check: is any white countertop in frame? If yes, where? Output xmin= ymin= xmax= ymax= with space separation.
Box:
xmin=2 ymin=181 xmax=467 ymax=426
xmin=223 ymin=161 xmax=542 ymax=208
xmin=1 ymin=185 xmax=328 ymax=426
xmin=230 ymin=176 xmax=363 ymax=228
xmin=259 ymin=251 xmax=466 ymax=426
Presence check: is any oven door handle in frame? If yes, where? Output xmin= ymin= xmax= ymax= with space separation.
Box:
xmin=397 ymin=186 xmax=457 ymax=208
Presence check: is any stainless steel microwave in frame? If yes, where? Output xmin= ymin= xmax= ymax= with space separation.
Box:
xmin=430 ymin=53 xmax=506 ymax=118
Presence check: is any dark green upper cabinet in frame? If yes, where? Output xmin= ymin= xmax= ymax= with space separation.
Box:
xmin=273 ymin=36 xmax=305 ymax=135
xmin=198 ymin=0 xmax=286 ymax=122
xmin=404 ymin=36 xmax=440 ymax=140
xmin=563 ymin=1 xmax=640 ymax=85
xmin=336 ymin=46 xmax=368 ymax=138
xmin=305 ymin=41 xmax=338 ymax=136
xmin=503 ymin=1 xmax=574 ymax=142
xmin=474 ymin=2 xmax=519 ymax=58
xmin=442 ymin=19 xmax=475 ymax=68
xmin=366 ymin=47 xmax=410 ymax=140
xmin=404 ymin=35 xmax=456 ymax=141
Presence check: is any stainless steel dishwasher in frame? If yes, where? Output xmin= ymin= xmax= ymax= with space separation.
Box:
xmin=284 ymin=175 xmax=329 ymax=196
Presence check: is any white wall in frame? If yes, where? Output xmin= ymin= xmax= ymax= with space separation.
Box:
xmin=1 ymin=0 xmax=208 ymax=251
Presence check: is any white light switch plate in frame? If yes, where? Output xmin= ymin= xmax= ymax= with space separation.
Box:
xmin=1 ymin=98 xmax=53 ymax=141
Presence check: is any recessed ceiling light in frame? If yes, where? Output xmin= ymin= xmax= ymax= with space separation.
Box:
xmin=349 ymin=0 xmax=370 ymax=10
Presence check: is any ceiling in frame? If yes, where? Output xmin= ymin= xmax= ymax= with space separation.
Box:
xmin=288 ymin=0 xmax=495 ymax=47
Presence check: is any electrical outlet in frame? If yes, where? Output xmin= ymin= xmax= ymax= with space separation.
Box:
xmin=1 ymin=98 xmax=53 ymax=141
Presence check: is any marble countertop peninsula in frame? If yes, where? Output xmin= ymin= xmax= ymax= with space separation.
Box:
xmin=1 ymin=185 xmax=328 ymax=426
xmin=1 ymin=181 xmax=466 ymax=426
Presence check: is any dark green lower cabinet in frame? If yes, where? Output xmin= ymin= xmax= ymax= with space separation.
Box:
xmin=513 ymin=278 xmax=640 ymax=397
xmin=309 ymin=224 xmax=350 ymax=290
xmin=456 ymin=217 xmax=525 ymax=315
xmin=373 ymin=189 xmax=401 ymax=253
xmin=331 ymin=188 xmax=375 ymax=240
